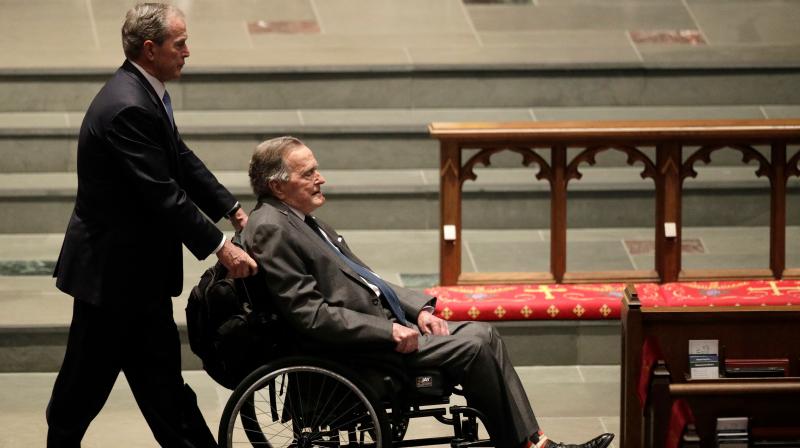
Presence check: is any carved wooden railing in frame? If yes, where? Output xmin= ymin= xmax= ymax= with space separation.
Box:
xmin=429 ymin=120 xmax=800 ymax=286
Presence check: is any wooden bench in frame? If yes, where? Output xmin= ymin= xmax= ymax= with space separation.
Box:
xmin=621 ymin=283 xmax=800 ymax=448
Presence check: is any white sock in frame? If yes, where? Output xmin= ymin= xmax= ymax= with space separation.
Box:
xmin=534 ymin=435 xmax=550 ymax=448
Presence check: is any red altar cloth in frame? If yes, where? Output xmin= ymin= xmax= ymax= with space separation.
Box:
xmin=659 ymin=280 xmax=800 ymax=307
xmin=425 ymin=280 xmax=800 ymax=321
xmin=425 ymin=283 xmax=663 ymax=321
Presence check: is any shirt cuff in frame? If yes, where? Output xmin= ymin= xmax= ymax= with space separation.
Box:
xmin=225 ymin=201 xmax=242 ymax=219
xmin=213 ymin=234 xmax=226 ymax=255
xmin=421 ymin=305 xmax=435 ymax=313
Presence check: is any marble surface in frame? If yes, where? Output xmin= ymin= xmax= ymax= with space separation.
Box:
xmin=1 ymin=0 xmax=799 ymax=72
xmin=0 ymin=366 xmax=620 ymax=447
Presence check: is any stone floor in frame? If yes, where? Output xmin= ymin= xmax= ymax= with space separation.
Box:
xmin=1 ymin=0 xmax=799 ymax=72
xmin=1 ymin=0 xmax=798 ymax=445
xmin=2 ymin=225 xmax=794 ymax=444
xmin=0 ymin=366 xmax=620 ymax=448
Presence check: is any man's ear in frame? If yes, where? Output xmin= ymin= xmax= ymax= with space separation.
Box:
xmin=269 ymin=180 xmax=284 ymax=200
xmin=142 ymin=40 xmax=156 ymax=61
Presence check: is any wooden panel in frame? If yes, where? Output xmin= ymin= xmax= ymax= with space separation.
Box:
xmin=621 ymin=288 xmax=800 ymax=447
xmin=429 ymin=120 xmax=800 ymax=143
xmin=458 ymin=271 xmax=555 ymax=285
xmin=678 ymin=268 xmax=775 ymax=282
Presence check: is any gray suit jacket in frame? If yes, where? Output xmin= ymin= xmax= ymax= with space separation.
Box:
xmin=242 ymin=197 xmax=433 ymax=350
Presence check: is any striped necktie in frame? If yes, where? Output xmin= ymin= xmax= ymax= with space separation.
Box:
xmin=304 ymin=215 xmax=408 ymax=325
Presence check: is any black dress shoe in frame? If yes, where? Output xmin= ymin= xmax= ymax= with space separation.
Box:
xmin=547 ymin=433 xmax=614 ymax=448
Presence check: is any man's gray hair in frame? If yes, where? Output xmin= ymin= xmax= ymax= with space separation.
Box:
xmin=249 ymin=136 xmax=306 ymax=197
xmin=122 ymin=3 xmax=184 ymax=60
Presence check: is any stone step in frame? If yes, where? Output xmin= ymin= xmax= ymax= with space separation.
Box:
xmin=0 ymin=166 xmax=796 ymax=233
xmin=1 ymin=105 xmax=795 ymax=173
xmin=4 ymin=223 xmax=800 ymax=372
xmin=0 ymin=229 xmax=637 ymax=372
xmin=0 ymin=287 xmax=619 ymax=372
xmin=3 ymin=66 xmax=800 ymax=113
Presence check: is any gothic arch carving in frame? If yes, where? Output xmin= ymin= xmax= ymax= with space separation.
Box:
xmin=460 ymin=146 xmax=552 ymax=185
xmin=682 ymin=144 xmax=771 ymax=181
xmin=565 ymin=144 xmax=657 ymax=184
xmin=787 ymin=148 xmax=800 ymax=179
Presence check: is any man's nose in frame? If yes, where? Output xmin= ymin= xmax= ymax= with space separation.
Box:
xmin=317 ymin=173 xmax=326 ymax=185
xmin=184 ymin=44 xmax=190 ymax=58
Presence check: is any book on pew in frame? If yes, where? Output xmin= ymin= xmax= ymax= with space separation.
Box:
xmin=723 ymin=358 xmax=789 ymax=378
xmin=689 ymin=339 xmax=719 ymax=379
xmin=717 ymin=417 xmax=748 ymax=448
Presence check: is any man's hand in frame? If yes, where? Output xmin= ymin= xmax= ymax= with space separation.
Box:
xmin=216 ymin=239 xmax=258 ymax=278
xmin=229 ymin=207 xmax=248 ymax=232
xmin=417 ymin=310 xmax=450 ymax=336
xmin=392 ymin=323 xmax=419 ymax=354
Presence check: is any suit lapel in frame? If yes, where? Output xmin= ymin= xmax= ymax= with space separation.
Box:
xmin=120 ymin=61 xmax=181 ymax=172
xmin=121 ymin=61 xmax=175 ymax=134
xmin=268 ymin=199 xmax=373 ymax=290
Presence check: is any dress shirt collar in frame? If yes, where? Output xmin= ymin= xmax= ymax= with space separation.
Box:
xmin=285 ymin=203 xmax=306 ymax=221
xmin=128 ymin=59 xmax=167 ymax=102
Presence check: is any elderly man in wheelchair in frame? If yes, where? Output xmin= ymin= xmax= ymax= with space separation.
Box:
xmin=205 ymin=136 xmax=614 ymax=448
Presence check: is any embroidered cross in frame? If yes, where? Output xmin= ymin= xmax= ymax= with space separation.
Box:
xmin=748 ymin=281 xmax=800 ymax=297
xmin=440 ymin=307 xmax=453 ymax=320
xmin=523 ymin=284 xmax=568 ymax=300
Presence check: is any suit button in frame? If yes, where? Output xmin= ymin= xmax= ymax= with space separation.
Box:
xmin=372 ymin=299 xmax=379 ymax=305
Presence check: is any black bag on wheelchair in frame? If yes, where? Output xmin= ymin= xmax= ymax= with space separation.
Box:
xmin=186 ymin=261 xmax=282 ymax=389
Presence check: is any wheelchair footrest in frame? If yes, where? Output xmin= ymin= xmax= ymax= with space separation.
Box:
xmin=405 ymin=407 xmax=448 ymax=419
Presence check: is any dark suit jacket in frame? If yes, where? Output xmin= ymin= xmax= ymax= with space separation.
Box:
xmin=242 ymin=197 xmax=433 ymax=350
xmin=55 ymin=60 xmax=236 ymax=305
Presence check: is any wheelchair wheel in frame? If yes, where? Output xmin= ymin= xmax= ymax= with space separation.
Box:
xmin=219 ymin=357 xmax=390 ymax=448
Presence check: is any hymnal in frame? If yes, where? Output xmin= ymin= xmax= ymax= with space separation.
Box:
xmin=717 ymin=417 xmax=748 ymax=448
xmin=689 ymin=339 xmax=719 ymax=379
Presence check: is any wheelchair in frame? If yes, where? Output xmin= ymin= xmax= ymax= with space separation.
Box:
xmin=217 ymin=353 xmax=495 ymax=447
xmin=189 ymin=261 xmax=493 ymax=447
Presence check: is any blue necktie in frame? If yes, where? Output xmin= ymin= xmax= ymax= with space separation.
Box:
xmin=162 ymin=90 xmax=175 ymax=130
xmin=305 ymin=216 xmax=408 ymax=326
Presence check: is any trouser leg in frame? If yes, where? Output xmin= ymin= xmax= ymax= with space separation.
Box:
xmin=408 ymin=321 xmax=538 ymax=448
xmin=46 ymin=299 xmax=122 ymax=448
xmin=122 ymin=298 xmax=217 ymax=448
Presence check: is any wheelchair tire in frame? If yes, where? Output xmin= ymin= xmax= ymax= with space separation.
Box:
xmin=219 ymin=356 xmax=391 ymax=448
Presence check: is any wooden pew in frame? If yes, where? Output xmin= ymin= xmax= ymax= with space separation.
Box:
xmin=621 ymin=285 xmax=800 ymax=448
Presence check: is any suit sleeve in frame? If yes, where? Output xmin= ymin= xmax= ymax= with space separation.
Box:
xmin=247 ymin=221 xmax=395 ymax=349
xmin=106 ymin=105 xmax=223 ymax=259
xmin=176 ymin=136 xmax=237 ymax=222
